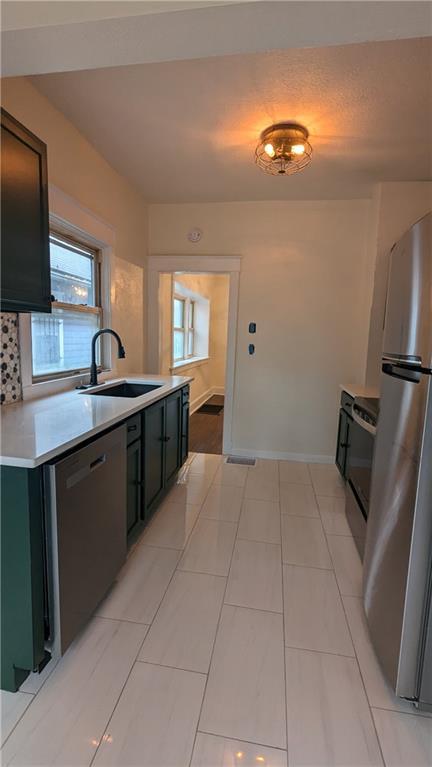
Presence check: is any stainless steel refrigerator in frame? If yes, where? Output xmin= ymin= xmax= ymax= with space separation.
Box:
xmin=363 ymin=211 xmax=432 ymax=710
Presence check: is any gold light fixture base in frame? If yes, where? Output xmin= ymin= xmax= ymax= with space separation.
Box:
xmin=255 ymin=122 xmax=312 ymax=176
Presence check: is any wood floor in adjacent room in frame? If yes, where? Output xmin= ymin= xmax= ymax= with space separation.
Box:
xmin=189 ymin=395 xmax=224 ymax=454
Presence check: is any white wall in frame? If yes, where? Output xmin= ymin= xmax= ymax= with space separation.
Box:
xmin=1 ymin=77 xmax=148 ymax=375
xmin=149 ymin=200 xmax=373 ymax=460
xmin=208 ymin=274 xmax=229 ymax=392
xmin=365 ymin=182 xmax=432 ymax=388
xmin=159 ymin=272 xmax=229 ymax=411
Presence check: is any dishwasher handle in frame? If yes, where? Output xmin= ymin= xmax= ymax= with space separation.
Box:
xmin=66 ymin=453 xmax=107 ymax=488
xmin=90 ymin=454 xmax=107 ymax=471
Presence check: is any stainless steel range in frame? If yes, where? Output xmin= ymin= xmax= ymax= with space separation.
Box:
xmin=345 ymin=396 xmax=379 ymax=558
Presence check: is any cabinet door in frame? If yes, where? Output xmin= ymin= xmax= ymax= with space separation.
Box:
xmin=126 ymin=439 xmax=142 ymax=541
xmin=181 ymin=402 xmax=189 ymax=465
xmin=165 ymin=390 xmax=182 ymax=483
xmin=335 ymin=409 xmax=351 ymax=479
xmin=1 ymin=110 xmax=51 ymax=313
xmin=143 ymin=398 xmax=165 ymax=516
xmin=1 ymin=467 xmax=47 ymax=691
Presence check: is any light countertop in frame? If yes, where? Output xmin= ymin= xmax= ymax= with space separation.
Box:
xmin=340 ymin=383 xmax=380 ymax=400
xmin=0 ymin=375 xmax=192 ymax=469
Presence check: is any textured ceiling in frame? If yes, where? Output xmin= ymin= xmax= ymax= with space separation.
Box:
xmin=31 ymin=37 xmax=432 ymax=203
xmin=1 ymin=1 xmax=231 ymax=30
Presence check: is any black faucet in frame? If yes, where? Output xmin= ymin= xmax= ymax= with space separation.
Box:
xmin=77 ymin=328 xmax=126 ymax=389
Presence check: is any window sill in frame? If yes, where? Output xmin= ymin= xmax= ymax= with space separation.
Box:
xmin=170 ymin=356 xmax=210 ymax=373
xmin=22 ymin=368 xmax=113 ymax=401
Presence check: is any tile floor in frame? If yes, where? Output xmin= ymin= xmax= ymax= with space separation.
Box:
xmin=1 ymin=454 xmax=431 ymax=766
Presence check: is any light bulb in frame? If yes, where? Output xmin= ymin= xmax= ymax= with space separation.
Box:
xmin=291 ymin=143 xmax=305 ymax=155
xmin=264 ymin=143 xmax=275 ymax=157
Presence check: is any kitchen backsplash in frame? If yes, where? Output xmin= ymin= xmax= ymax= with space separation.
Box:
xmin=1 ymin=313 xmax=22 ymax=404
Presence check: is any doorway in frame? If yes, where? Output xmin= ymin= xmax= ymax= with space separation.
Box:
xmin=147 ymin=255 xmax=241 ymax=455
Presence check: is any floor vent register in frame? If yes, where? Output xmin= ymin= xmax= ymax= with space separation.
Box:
xmin=226 ymin=456 xmax=256 ymax=466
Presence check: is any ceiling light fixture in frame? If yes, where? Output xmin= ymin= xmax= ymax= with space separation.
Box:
xmin=255 ymin=122 xmax=312 ymax=175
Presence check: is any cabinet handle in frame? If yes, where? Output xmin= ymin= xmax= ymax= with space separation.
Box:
xmin=159 ymin=436 xmax=171 ymax=442
xmin=128 ymin=424 xmax=137 ymax=432
xmin=341 ymin=442 xmax=350 ymax=448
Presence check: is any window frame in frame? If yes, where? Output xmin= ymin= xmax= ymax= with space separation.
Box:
xmin=172 ymin=293 xmax=197 ymax=363
xmin=18 ymin=192 xmax=114 ymax=401
xmin=31 ymin=230 xmax=104 ymax=383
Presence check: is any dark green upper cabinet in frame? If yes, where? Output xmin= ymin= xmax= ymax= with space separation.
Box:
xmin=1 ymin=109 xmax=51 ymax=313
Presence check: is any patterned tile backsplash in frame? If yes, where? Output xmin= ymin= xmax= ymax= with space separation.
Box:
xmin=1 ymin=313 xmax=22 ymax=405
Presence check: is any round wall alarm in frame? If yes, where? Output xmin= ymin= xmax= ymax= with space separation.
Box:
xmin=187 ymin=228 xmax=202 ymax=243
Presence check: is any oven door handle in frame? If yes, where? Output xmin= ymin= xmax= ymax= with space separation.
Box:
xmin=352 ymin=408 xmax=376 ymax=436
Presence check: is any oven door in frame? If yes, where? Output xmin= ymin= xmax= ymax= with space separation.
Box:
xmin=347 ymin=413 xmax=375 ymax=518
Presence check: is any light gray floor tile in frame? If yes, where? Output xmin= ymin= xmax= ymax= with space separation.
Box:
xmin=200 ymin=484 xmax=244 ymax=522
xmin=188 ymin=452 xmax=223 ymax=478
xmin=1 ymin=691 xmax=33 ymax=747
xmin=167 ymin=474 xmax=212 ymax=506
xmin=281 ymin=515 xmax=332 ymax=569
xmin=327 ymin=534 xmax=363 ymax=596
xmin=278 ymin=460 xmax=311 ymax=484
xmin=191 ymin=732 xmax=288 ymax=767
xmin=97 ymin=545 xmax=179 ymax=623
xmin=318 ymin=495 xmax=352 ymax=535
xmin=19 ymin=657 xmax=59 ymax=695
xmin=343 ymin=596 xmax=428 ymax=715
xmin=308 ymin=463 xmax=345 ymax=497
xmin=372 ymin=708 xmax=432 ymax=766
xmin=254 ymin=458 xmax=280 ymax=478
xmin=285 ymin=647 xmax=383 ymax=766
xmin=283 ymin=565 xmax=354 ymax=656
xmin=138 ymin=571 xmax=226 ymax=673
xmin=200 ymin=605 xmax=286 ymax=749
xmin=2 ymin=619 xmax=147 ymax=767
xmin=178 ymin=518 xmax=237 ymax=576
xmin=142 ymin=501 xmax=200 ymax=549
xmin=280 ymin=482 xmax=319 ymax=517
xmin=237 ymin=498 xmax=281 ymax=544
xmin=245 ymin=461 xmax=279 ymax=502
xmin=226 ymin=539 xmax=283 ymax=613
xmin=213 ymin=462 xmax=248 ymax=487
xmin=93 ymin=663 xmax=206 ymax=767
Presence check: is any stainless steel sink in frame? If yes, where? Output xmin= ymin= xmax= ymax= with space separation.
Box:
xmin=86 ymin=382 xmax=162 ymax=398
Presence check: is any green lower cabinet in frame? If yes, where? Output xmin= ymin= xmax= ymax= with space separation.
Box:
xmin=164 ymin=390 xmax=182 ymax=483
xmin=142 ymin=398 xmax=165 ymax=518
xmin=1 ymin=466 xmax=48 ymax=692
xmin=126 ymin=438 xmax=143 ymax=545
xmin=0 ymin=386 xmax=191 ymax=690
xmin=141 ymin=386 xmax=189 ymax=522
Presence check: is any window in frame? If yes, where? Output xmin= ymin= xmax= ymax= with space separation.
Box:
xmin=173 ymin=294 xmax=195 ymax=362
xmin=31 ymin=233 xmax=102 ymax=379
xmin=171 ymin=280 xmax=209 ymax=368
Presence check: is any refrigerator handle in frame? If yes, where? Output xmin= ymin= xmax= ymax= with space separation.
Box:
xmin=382 ymin=362 xmax=421 ymax=384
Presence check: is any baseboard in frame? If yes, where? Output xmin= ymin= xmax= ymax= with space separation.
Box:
xmin=190 ymin=388 xmax=213 ymax=414
xmin=226 ymin=446 xmax=334 ymax=464
xmin=190 ymin=387 xmax=225 ymax=414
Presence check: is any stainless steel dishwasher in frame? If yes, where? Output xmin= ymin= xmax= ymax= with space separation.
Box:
xmin=44 ymin=425 xmax=127 ymax=657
